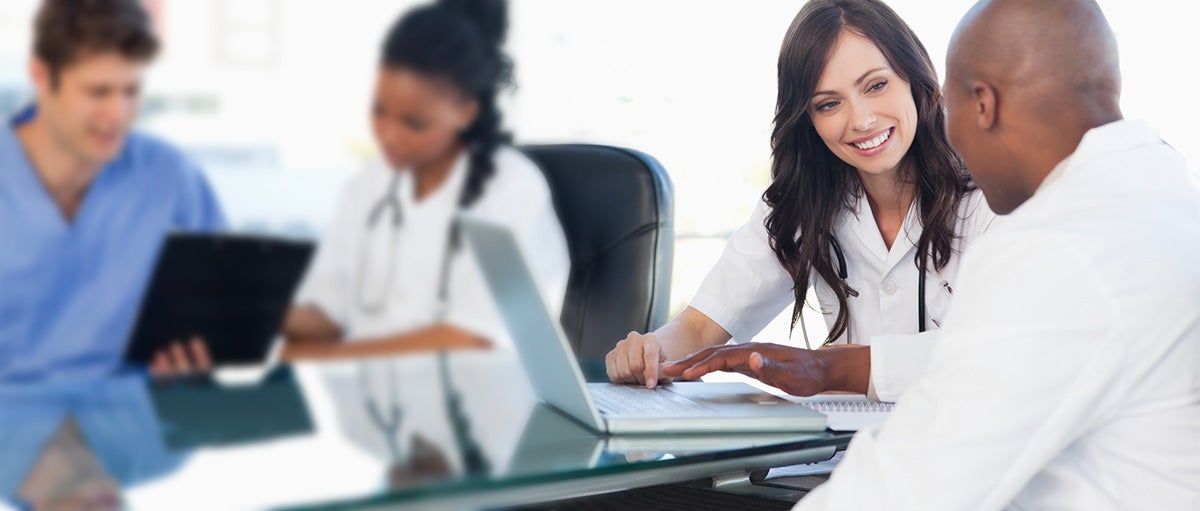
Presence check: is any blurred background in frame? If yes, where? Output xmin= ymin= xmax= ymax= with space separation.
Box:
xmin=1 ymin=0 xmax=1196 ymax=344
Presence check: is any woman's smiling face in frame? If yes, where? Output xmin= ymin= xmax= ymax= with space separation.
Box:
xmin=808 ymin=30 xmax=918 ymax=179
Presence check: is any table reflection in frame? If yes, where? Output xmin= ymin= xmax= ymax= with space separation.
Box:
xmin=0 ymin=375 xmax=183 ymax=510
xmin=150 ymin=366 xmax=314 ymax=450
xmin=0 ymin=351 xmax=844 ymax=510
xmin=319 ymin=351 xmax=536 ymax=487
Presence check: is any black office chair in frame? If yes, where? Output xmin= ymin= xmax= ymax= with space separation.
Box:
xmin=520 ymin=144 xmax=674 ymax=380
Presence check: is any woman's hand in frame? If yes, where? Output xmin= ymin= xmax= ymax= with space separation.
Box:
xmin=603 ymin=307 xmax=734 ymax=389
xmin=606 ymin=331 xmax=671 ymax=389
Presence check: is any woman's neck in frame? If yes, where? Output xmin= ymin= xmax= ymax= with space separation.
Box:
xmin=411 ymin=144 xmax=465 ymax=202
xmin=858 ymin=165 xmax=915 ymax=251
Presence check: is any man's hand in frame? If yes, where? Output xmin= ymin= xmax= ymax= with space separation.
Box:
xmin=661 ymin=342 xmax=870 ymax=396
xmin=149 ymin=336 xmax=212 ymax=377
xmin=605 ymin=331 xmax=671 ymax=389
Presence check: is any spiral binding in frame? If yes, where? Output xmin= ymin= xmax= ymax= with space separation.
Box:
xmin=803 ymin=401 xmax=894 ymax=413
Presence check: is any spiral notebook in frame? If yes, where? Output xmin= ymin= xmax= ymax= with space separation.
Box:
xmin=788 ymin=394 xmax=894 ymax=431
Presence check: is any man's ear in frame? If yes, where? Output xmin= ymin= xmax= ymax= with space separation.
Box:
xmin=972 ymin=80 xmax=998 ymax=131
xmin=29 ymin=57 xmax=52 ymax=96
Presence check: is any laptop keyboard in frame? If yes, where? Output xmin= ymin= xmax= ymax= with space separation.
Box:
xmin=588 ymin=384 xmax=710 ymax=415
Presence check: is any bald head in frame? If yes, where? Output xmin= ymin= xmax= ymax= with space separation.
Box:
xmin=943 ymin=0 xmax=1124 ymax=214
xmin=950 ymin=0 xmax=1120 ymax=119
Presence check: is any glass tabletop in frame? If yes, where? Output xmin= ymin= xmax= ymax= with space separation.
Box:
xmin=0 ymin=352 xmax=851 ymax=510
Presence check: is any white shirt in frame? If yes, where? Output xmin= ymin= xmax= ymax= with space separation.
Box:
xmin=796 ymin=120 xmax=1200 ymax=510
xmin=296 ymin=146 xmax=570 ymax=347
xmin=691 ymin=184 xmax=996 ymax=401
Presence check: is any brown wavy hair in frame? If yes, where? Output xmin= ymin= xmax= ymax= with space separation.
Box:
xmin=765 ymin=0 xmax=972 ymax=343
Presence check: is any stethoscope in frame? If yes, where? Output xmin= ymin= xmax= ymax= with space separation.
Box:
xmin=355 ymin=172 xmax=459 ymax=320
xmin=360 ymin=358 xmax=405 ymax=461
xmin=799 ymin=235 xmax=931 ymax=349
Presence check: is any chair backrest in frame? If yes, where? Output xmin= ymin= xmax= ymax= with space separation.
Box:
xmin=520 ymin=144 xmax=674 ymax=371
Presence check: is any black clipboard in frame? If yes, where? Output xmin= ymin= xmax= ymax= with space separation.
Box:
xmin=123 ymin=233 xmax=315 ymax=365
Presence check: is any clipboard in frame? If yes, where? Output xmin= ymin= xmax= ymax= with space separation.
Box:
xmin=123 ymin=233 xmax=314 ymax=365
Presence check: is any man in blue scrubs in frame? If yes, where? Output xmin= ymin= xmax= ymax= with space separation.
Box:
xmin=0 ymin=0 xmax=225 ymax=381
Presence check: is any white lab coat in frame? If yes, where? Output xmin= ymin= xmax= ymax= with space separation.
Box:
xmin=690 ymin=184 xmax=996 ymax=401
xmin=796 ymin=120 xmax=1200 ymax=510
xmin=296 ymin=146 xmax=570 ymax=348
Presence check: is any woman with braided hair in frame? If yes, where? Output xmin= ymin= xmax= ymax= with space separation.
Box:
xmin=280 ymin=0 xmax=569 ymax=359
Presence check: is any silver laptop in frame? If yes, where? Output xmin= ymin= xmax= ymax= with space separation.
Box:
xmin=459 ymin=214 xmax=827 ymax=435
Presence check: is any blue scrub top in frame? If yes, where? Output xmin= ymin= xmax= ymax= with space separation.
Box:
xmin=0 ymin=106 xmax=226 ymax=381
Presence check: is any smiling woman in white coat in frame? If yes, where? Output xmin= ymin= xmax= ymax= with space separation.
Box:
xmin=607 ymin=0 xmax=995 ymax=401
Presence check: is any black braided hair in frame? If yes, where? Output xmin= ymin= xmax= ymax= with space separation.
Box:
xmin=381 ymin=0 xmax=513 ymax=209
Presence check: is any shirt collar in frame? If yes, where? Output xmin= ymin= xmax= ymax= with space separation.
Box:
xmin=1038 ymin=119 xmax=1158 ymax=193
xmin=842 ymin=192 xmax=923 ymax=269
xmin=2 ymin=104 xmax=34 ymax=150
xmin=0 ymin=105 xmax=40 ymax=196
xmin=399 ymin=149 xmax=471 ymax=209
xmin=442 ymin=149 xmax=471 ymax=205
xmin=10 ymin=104 xmax=36 ymax=127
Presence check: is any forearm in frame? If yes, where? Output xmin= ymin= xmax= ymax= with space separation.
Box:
xmin=281 ymin=324 xmax=490 ymax=361
xmin=282 ymin=305 xmax=343 ymax=345
xmin=816 ymin=345 xmax=871 ymax=394
xmin=656 ymin=307 xmax=733 ymax=361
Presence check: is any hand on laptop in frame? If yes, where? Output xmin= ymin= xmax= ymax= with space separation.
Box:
xmin=149 ymin=336 xmax=213 ymax=377
xmin=660 ymin=343 xmax=870 ymax=397
xmin=606 ymin=331 xmax=672 ymax=389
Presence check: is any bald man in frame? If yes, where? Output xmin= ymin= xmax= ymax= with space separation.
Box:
xmin=794 ymin=1 xmax=1200 ymax=510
